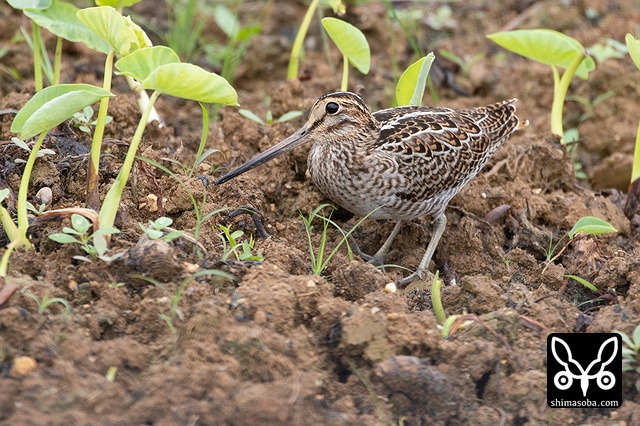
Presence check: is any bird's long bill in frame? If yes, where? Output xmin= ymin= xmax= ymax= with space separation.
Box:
xmin=215 ymin=126 xmax=310 ymax=185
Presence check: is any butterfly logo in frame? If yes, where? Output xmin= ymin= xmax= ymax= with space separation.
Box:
xmin=551 ymin=336 xmax=617 ymax=397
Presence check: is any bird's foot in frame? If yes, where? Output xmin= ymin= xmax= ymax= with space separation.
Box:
xmin=349 ymin=236 xmax=396 ymax=267
xmin=396 ymin=269 xmax=434 ymax=289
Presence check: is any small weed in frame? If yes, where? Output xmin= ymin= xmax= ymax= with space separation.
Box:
xmin=140 ymin=216 xmax=184 ymax=242
xmin=205 ymin=4 xmax=261 ymax=85
xmin=70 ymin=105 xmax=113 ymax=134
xmin=564 ymin=275 xmax=598 ymax=292
xmin=542 ymin=216 xmax=617 ymax=263
xmin=164 ymin=0 xmax=206 ymax=62
xmin=321 ymin=17 xmax=370 ymax=91
xmin=617 ymin=324 xmax=640 ymax=392
xmin=10 ymin=136 xmax=55 ymax=164
xmin=48 ymin=213 xmax=120 ymax=260
xmin=438 ymin=49 xmax=484 ymax=77
xmin=23 ymin=292 xmax=71 ymax=315
xmin=238 ymin=108 xmax=302 ymax=126
xmin=138 ymin=156 xmax=231 ymax=258
xmin=218 ymin=224 xmax=264 ymax=262
xmin=132 ymin=269 xmax=233 ymax=334
xmin=301 ymin=203 xmax=379 ymax=276
xmin=488 ymin=29 xmax=595 ymax=143
xmin=588 ymin=38 xmax=628 ymax=64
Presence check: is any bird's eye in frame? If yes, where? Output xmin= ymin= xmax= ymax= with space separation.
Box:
xmin=325 ymin=102 xmax=340 ymax=115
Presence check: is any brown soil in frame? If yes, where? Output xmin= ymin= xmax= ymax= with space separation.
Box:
xmin=2 ymin=1 xmax=640 ymax=425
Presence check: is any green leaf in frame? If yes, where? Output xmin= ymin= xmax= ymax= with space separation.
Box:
xmin=564 ymin=275 xmax=598 ymax=292
xmin=93 ymin=227 xmax=120 ymax=237
xmin=11 ymin=84 xmax=114 ymax=140
xmin=24 ymin=0 xmax=111 ymax=54
xmin=238 ymin=109 xmax=265 ymax=125
xmin=49 ymin=233 xmax=79 ymax=244
xmin=278 ymin=110 xmax=303 ymax=123
xmin=7 ymin=0 xmax=51 ymax=10
xmin=396 ymin=53 xmax=435 ymax=106
xmin=487 ymin=29 xmax=594 ymax=79
xmin=626 ymin=33 xmax=640 ymax=71
xmin=138 ymin=63 xmax=239 ymax=105
xmin=321 ymin=17 xmax=370 ymax=74
xmin=213 ymin=5 xmax=239 ymax=38
xmin=93 ymin=234 xmax=107 ymax=256
xmin=568 ymin=216 xmax=618 ymax=239
xmin=114 ymin=46 xmax=180 ymax=81
xmin=154 ymin=217 xmax=173 ymax=228
xmin=76 ymin=6 xmax=151 ymax=57
xmin=145 ymin=228 xmax=163 ymax=239
xmin=162 ymin=230 xmax=184 ymax=241
xmin=95 ymin=0 xmax=141 ymax=7
xmin=71 ymin=213 xmax=91 ymax=233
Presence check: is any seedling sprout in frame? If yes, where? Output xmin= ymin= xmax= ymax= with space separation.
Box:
xmin=488 ymin=29 xmax=595 ymax=143
xmin=321 ymin=17 xmax=370 ymax=91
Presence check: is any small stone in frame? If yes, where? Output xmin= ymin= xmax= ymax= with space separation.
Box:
xmin=370 ymin=306 xmax=381 ymax=314
xmin=35 ymin=187 xmax=52 ymax=205
xmin=306 ymin=280 xmax=316 ymax=288
xmin=68 ymin=279 xmax=78 ymax=291
xmin=384 ymin=283 xmax=397 ymax=293
xmin=387 ymin=313 xmax=400 ymax=320
xmin=254 ymin=310 xmax=267 ymax=325
xmin=147 ymin=194 xmax=158 ymax=212
xmin=10 ymin=356 xmax=37 ymax=378
xmin=183 ymin=262 xmax=200 ymax=273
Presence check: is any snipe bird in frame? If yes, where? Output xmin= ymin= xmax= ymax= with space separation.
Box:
xmin=216 ymin=92 xmax=527 ymax=287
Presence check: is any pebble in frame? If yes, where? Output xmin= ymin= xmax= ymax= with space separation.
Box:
xmin=384 ymin=283 xmax=397 ymax=293
xmin=254 ymin=310 xmax=267 ymax=325
xmin=10 ymin=356 xmax=37 ymax=378
xmin=146 ymin=194 xmax=158 ymax=212
xmin=35 ymin=187 xmax=52 ymax=205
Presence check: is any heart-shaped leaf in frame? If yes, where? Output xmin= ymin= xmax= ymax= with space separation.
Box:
xmin=76 ymin=6 xmax=151 ymax=56
xmin=24 ymin=0 xmax=110 ymax=54
xmin=488 ymin=29 xmax=595 ymax=79
xmin=11 ymin=84 xmax=114 ymax=140
xmin=396 ymin=53 xmax=435 ymax=106
xmin=115 ymin=46 xmax=181 ymax=81
xmin=138 ymin=63 xmax=238 ymax=105
xmin=321 ymin=17 xmax=370 ymax=74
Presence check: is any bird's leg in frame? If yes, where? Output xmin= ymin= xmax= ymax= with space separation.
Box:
xmin=396 ymin=213 xmax=447 ymax=288
xmin=351 ymin=220 xmax=404 ymax=266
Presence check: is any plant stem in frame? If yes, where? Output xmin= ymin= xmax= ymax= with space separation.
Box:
xmin=99 ymin=91 xmax=160 ymax=231
xmin=341 ymin=56 xmax=349 ymax=91
xmin=0 ymin=240 xmax=19 ymax=277
xmin=189 ymin=102 xmax=209 ymax=177
xmin=287 ymin=0 xmax=320 ymax=80
xmin=0 ymin=202 xmax=19 ymax=242
xmin=550 ymin=53 xmax=587 ymax=143
xmin=17 ymin=131 xmax=47 ymax=239
xmin=431 ymin=270 xmax=446 ymax=324
xmin=632 ymin=119 xmax=640 ymax=183
xmin=32 ymin=22 xmax=43 ymax=92
xmin=52 ymin=36 xmax=62 ymax=85
xmin=87 ymin=49 xmax=116 ymax=210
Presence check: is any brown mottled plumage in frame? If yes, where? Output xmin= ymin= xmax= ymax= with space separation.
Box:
xmin=216 ymin=92 xmax=527 ymax=286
